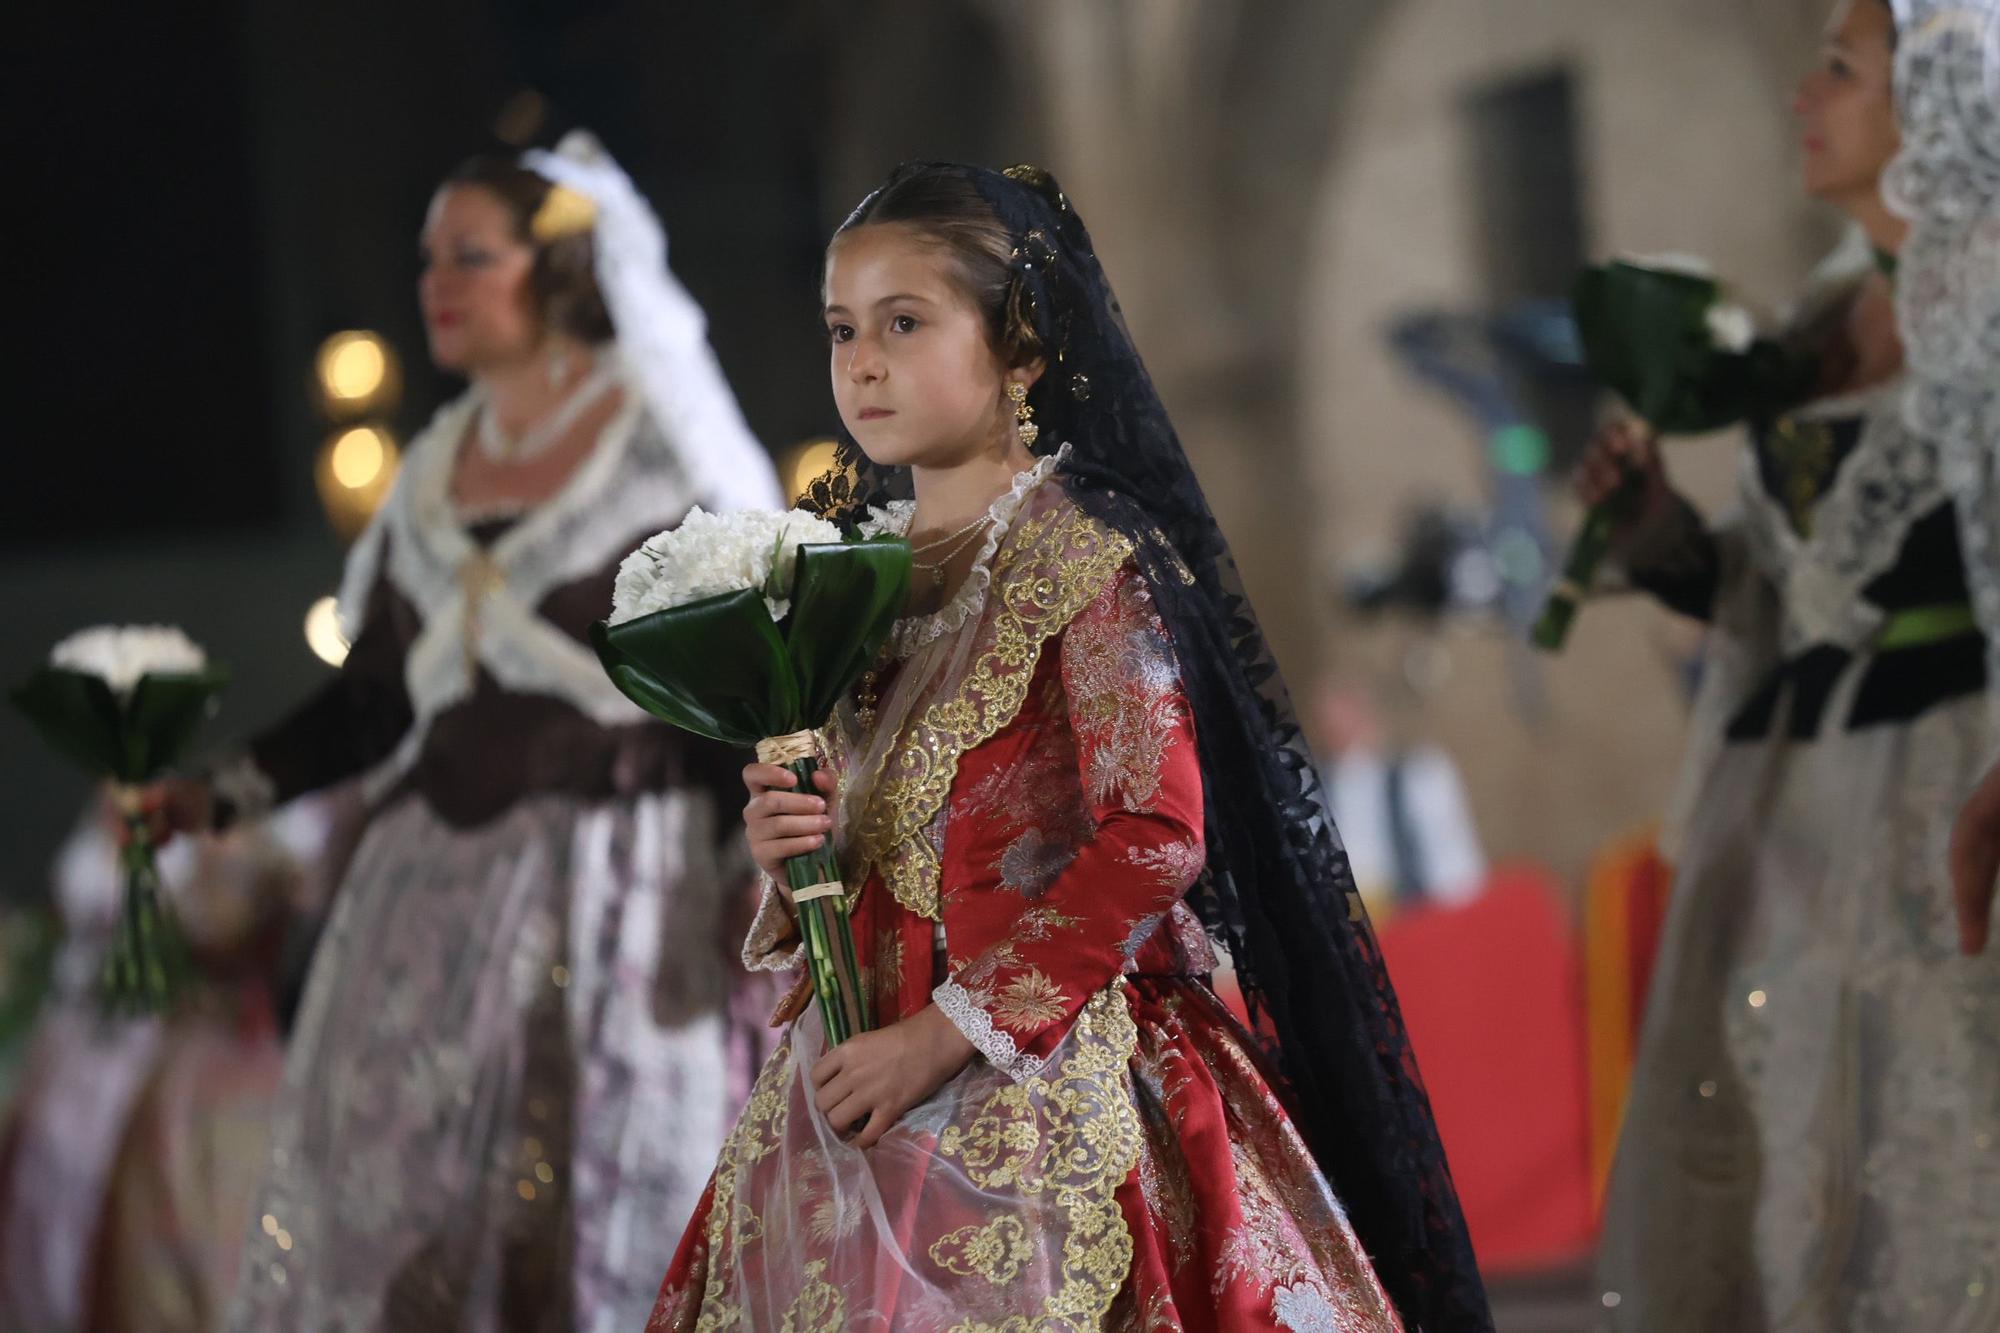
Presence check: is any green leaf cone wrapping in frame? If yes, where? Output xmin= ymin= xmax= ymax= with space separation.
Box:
xmin=10 ymin=663 xmax=227 ymax=1012
xmin=1538 ymin=262 xmax=1818 ymax=651
xmin=592 ymin=537 xmax=912 ymax=1045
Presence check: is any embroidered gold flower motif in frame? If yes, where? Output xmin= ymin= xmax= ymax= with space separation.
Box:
xmin=1212 ymin=1135 xmax=1317 ymax=1299
xmin=958 ymin=941 xmax=1024 ymax=992
xmin=796 ymin=1148 xmax=865 ymax=1245
xmin=1011 ymin=907 xmax=1083 ymax=943
xmin=872 ymin=927 xmax=905 ymax=1014
xmin=1064 ymin=576 xmax=1186 ymax=812
xmin=991 ymin=969 xmax=1069 ymax=1032
xmin=929 ymin=1213 xmax=1036 ymax=1285
xmin=1122 ymin=838 xmax=1206 ymax=893
xmin=994 ymin=826 xmax=1079 ymax=898
xmin=934 ymin=989 xmax=1143 ymax=1327
xmin=779 ymin=1259 xmax=846 ymax=1333
xmin=1133 ymin=1040 xmax=1200 ymax=1273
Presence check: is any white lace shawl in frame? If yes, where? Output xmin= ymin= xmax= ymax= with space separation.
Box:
xmin=334 ymin=370 xmax=772 ymax=797
xmin=1736 ymin=378 xmax=1944 ymax=656
xmin=1661 ymin=279 xmax=1961 ymax=854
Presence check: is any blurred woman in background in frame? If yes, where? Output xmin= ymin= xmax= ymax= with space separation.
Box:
xmin=143 ymin=133 xmax=783 ymax=1331
xmin=0 ymin=787 xmax=355 ymax=1333
xmin=1585 ymin=2 xmax=2000 ymax=1325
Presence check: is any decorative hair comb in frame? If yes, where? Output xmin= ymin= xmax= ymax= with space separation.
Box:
xmin=530 ymin=183 xmax=597 ymax=243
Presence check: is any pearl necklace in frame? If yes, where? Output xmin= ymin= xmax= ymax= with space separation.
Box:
xmin=475 ymin=362 xmax=619 ymax=464
xmin=911 ymin=516 xmax=993 ymax=590
xmin=908 ymin=509 xmax=995 ymax=557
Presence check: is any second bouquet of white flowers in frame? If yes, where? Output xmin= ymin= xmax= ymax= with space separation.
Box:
xmin=12 ymin=625 xmax=229 ymax=1012
xmin=594 ymin=506 xmax=911 ymax=1047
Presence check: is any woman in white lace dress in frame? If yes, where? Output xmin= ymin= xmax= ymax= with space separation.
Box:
xmin=146 ymin=134 xmax=783 ymax=1331
xmin=1589 ymin=2 xmax=2000 ymax=1327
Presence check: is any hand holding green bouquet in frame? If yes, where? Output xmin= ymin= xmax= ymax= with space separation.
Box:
xmin=11 ymin=626 xmax=229 ymax=1013
xmin=1533 ymin=256 xmax=1816 ymax=650
xmin=592 ymin=507 xmax=911 ymax=1047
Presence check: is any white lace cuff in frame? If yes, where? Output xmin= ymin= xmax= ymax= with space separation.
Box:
xmin=932 ymin=979 xmax=1049 ymax=1084
xmin=741 ymin=873 xmax=803 ymax=972
xmin=206 ymin=753 xmax=278 ymax=829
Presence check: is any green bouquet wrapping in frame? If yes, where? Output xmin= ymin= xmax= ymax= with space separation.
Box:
xmin=11 ymin=626 xmax=230 ymax=1013
xmin=592 ymin=507 xmax=912 ymax=1047
xmin=1533 ymin=258 xmax=1816 ymax=650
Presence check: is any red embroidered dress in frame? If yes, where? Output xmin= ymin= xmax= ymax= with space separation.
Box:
xmin=650 ymin=462 xmax=1401 ymax=1332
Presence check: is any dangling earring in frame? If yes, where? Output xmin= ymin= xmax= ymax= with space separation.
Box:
xmin=546 ymin=341 xmax=571 ymax=389
xmin=1008 ymin=381 xmax=1040 ymax=449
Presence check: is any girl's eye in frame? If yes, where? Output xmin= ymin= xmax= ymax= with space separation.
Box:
xmin=1828 ymin=55 xmax=1852 ymax=78
xmin=827 ymin=323 xmax=854 ymax=344
xmin=891 ymin=314 xmax=920 ymax=334
xmin=457 ymin=248 xmax=494 ymax=268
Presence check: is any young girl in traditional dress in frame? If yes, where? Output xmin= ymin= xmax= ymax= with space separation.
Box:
xmin=648 ymin=163 xmax=1490 ymax=1332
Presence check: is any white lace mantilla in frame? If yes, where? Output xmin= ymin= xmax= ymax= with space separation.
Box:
xmin=1886 ymin=1 xmax=2000 ymax=719
xmin=1737 ymin=378 xmax=1947 ymax=655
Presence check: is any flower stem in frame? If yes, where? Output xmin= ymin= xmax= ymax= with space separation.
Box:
xmin=780 ymin=755 xmax=871 ymax=1046
xmin=1532 ymin=469 xmax=1642 ymax=652
xmin=101 ymin=817 xmax=192 ymax=1016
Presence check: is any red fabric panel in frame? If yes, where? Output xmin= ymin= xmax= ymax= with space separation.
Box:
xmin=1376 ymin=868 xmax=1596 ymax=1274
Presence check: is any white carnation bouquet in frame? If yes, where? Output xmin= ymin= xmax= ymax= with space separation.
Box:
xmin=12 ymin=625 xmax=229 ymax=1012
xmin=594 ymin=507 xmax=910 ymax=1046
xmin=612 ymin=507 xmax=844 ymax=625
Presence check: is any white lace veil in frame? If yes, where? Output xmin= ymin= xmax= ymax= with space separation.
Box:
xmin=325 ymin=133 xmax=781 ymax=799
xmin=1887 ymin=0 xmax=2000 ymax=701
xmin=521 ymin=131 xmax=781 ymax=515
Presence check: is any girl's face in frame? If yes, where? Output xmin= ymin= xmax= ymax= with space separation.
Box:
xmin=823 ymin=223 xmax=1025 ymax=470
xmin=418 ymin=184 xmax=541 ymax=373
xmin=1793 ymin=0 xmax=1901 ymax=209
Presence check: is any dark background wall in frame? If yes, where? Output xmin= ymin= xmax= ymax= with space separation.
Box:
xmin=1 ymin=0 xmax=1018 ymax=898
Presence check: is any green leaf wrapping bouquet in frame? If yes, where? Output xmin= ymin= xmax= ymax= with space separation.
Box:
xmin=592 ymin=507 xmax=912 ymax=1047
xmin=1533 ymin=257 xmax=1818 ymax=650
xmin=11 ymin=625 xmax=229 ymax=1013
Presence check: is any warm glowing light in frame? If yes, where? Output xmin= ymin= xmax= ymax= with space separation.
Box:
xmin=779 ymin=437 xmax=842 ymax=505
xmin=304 ymin=596 xmax=350 ymax=668
xmin=314 ymin=426 xmax=401 ymax=541
xmin=329 ymin=427 xmax=389 ymax=490
xmin=315 ymin=331 xmax=396 ymax=409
